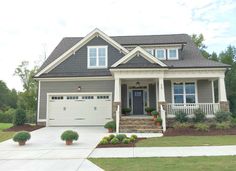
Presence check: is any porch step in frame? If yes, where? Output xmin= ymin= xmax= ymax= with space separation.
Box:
xmin=119 ymin=117 xmax=162 ymax=133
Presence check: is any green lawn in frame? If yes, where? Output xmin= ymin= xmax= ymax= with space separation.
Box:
xmin=136 ymin=135 xmax=236 ymax=147
xmin=0 ymin=123 xmax=15 ymax=142
xmin=90 ymin=156 xmax=236 ymax=171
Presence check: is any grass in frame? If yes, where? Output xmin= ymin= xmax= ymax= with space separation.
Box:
xmin=90 ymin=156 xmax=236 ymax=171
xmin=136 ymin=135 xmax=236 ymax=147
xmin=0 ymin=123 xmax=15 ymax=142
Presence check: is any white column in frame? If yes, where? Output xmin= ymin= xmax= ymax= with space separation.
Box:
xmin=155 ymin=79 xmax=159 ymax=109
xmin=218 ymin=76 xmax=227 ymax=102
xmin=159 ymin=77 xmax=165 ymax=102
xmin=211 ymin=80 xmax=215 ymax=103
xmin=114 ymin=77 xmax=121 ymax=102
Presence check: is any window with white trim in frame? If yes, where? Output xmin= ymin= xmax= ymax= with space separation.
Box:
xmin=88 ymin=46 xmax=107 ymax=68
xmin=168 ymin=49 xmax=178 ymax=60
xmin=155 ymin=49 xmax=166 ymax=60
xmin=145 ymin=48 xmax=154 ymax=56
xmin=173 ymin=82 xmax=196 ymax=104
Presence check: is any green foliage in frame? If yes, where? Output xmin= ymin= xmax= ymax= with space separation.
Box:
xmin=193 ymin=108 xmax=206 ymax=123
xmin=13 ymin=131 xmax=31 ymax=142
xmin=104 ymin=121 xmax=116 ymax=130
xmin=191 ymin=34 xmax=210 ymax=59
xmin=110 ymin=137 xmax=119 ymax=144
xmin=0 ymin=108 xmax=15 ymax=123
xmin=0 ymin=81 xmax=17 ymax=110
xmin=215 ymin=122 xmax=231 ymax=130
xmin=175 ymin=111 xmax=188 ymax=123
xmin=99 ymin=139 xmax=109 ymax=145
xmin=122 ymin=138 xmax=131 ymax=144
xmin=115 ymin=134 xmax=127 ymax=141
xmin=102 ymin=136 xmax=111 ymax=142
xmin=194 ymin=123 xmax=209 ymax=131
xmin=109 ymin=134 xmax=115 ymax=140
xmin=215 ymin=111 xmax=232 ymax=123
xmin=131 ymin=134 xmax=138 ymax=140
xmin=61 ymin=130 xmax=79 ymax=141
xmin=122 ymin=108 xmax=131 ymax=114
xmin=130 ymin=137 xmax=136 ymax=142
xmin=145 ymin=107 xmax=155 ymax=112
xmin=209 ymin=52 xmax=218 ymax=61
xmin=219 ymin=45 xmax=235 ymax=65
xmin=151 ymin=110 xmax=159 ymax=116
xmin=13 ymin=108 xmax=26 ymax=126
xmin=173 ymin=122 xmax=192 ymax=129
xmin=155 ymin=116 xmax=162 ymax=123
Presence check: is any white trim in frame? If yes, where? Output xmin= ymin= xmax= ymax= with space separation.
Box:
xmin=212 ymin=80 xmax=215 ymax=103
xmin=155 ymin=48 xmax=166 ymax=60
xmin=111 ymin=46 xmax=167 ymax=67
xmin=124 ymin=44 xmax=185 ymax=48
xmin=35 ymin=28 xmax=129 ymax=77
xmin=87 ymin=46 xmax=108 ymax=69
xmin=167 ymin=48 xmax=179 ymax=60
xmin=34 ymin=76 xmax=114 ymax=81
xmin=145 ymin=48 xmax=154 ymax=56
xmin=37 ymin=81 xmax=43 ymax=122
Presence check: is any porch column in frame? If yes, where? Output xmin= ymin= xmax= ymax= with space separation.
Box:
xmin=114 ymin=77 xmax=121 ymax=133
xmin=114 ymin=77 xmax=121 ymax=102
xmin=158 ymin=77 xmax=166 ymax=112
xmin=218 ymin=76 xmax=229 ymax=112
xmin=211 ymin=80 xmax=215 ymax=103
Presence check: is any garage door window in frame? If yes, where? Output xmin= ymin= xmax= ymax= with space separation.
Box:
xmin=67 ymin=96 xmax=79 ymax=100
xmin=97 ymin=96 xmax=109 ymax=99
xmin=82 ymin=96 xmax=94 ymax=99
xmin=51 ymin=96 xmax=63 ymax=100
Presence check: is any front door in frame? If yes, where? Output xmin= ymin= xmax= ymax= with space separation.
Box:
xmin=132 ymin=90 xmax=144 ymax=115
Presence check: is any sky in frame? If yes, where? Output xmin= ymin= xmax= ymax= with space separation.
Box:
xmin=0 ymin=0 xmax=235 ymax=91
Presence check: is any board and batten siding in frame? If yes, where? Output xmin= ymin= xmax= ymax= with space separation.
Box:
xmin=38 ymin=80 xmax=114 ymax=120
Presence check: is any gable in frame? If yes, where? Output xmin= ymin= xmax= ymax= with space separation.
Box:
xmin=47 ymin=36 xmax=124 ymax=77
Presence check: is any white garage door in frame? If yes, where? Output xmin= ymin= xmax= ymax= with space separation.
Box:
xmin=47 ymin=93 xmax=112 ymax=126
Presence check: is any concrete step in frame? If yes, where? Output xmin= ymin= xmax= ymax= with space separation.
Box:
xmin=120 ymin=125 xmax=158 ymax=129
xmin=120 ymin=128 xmax=162 ymax=133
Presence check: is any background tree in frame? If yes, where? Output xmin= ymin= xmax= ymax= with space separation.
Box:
xmin=191 ymin=34 xmax=210 ymax=59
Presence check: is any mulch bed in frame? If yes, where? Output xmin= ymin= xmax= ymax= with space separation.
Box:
xmin=3 ymin=124 xmax=44 ymax=132
xmin=164 ymin=127 xmax=236 ymax=136
xmin=96 ymin=138 xmax=146 ymax=148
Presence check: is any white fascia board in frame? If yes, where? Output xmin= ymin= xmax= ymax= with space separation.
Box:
xmin=35 ymin=28 xmax=129 ymax=77
xmin=34 ymin=76 xmax=114 ymax=81
xmin=111 ymin=46 xmax=167 ymax=67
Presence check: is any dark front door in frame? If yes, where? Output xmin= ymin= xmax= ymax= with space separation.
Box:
xmin=133 ymin=90 xmax=143 ymax=115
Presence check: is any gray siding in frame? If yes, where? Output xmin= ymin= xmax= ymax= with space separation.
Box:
xmin=148 ymin=84 xmax=156 ymax=108
xmin=126 ymin=55 xmax=152 ymax=64
xmin=164 ymin=80 xmax=172 ymax=103
xmin=121 ymin=84 xmax=127 ymax=109
xmin=38 ymin=80 xmax=114 ymax=120
xmin=48 ymin=37 xmax=124 ymax=76
xmin=197 ymin=80 xmax=213 ymax=103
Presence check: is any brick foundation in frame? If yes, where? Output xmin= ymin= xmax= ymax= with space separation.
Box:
xmin=220 ymin=101 xmax=230 ymax=112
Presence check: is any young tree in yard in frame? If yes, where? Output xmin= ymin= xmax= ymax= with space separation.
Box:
xmin=191 ymin=34 xmax=210 ymax=59
xmin=14 ymin=61 xmax=38 ymax=123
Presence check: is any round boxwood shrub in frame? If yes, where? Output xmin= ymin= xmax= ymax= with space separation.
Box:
xmin=130 ymin=137 xmax=136 ymax=142
xmin=193 ymin=108 xmax=206 ymax=123
xmin=110 ymin=137 xmax=119 ymax=144
xmin=175 ymin=111 xmax=188 ymax=123
xmin=151 ymin=110 xmax=159 ymax=116
xmin=13 ymin=108 xmax=26 ymax=126
xmin=61 ymin=130 xmax=79 ymax=141
xmin=13 ymin=131 xmax=31 ymax=145
xmin=130 ymin=134 xmax=138 ymax=140
xmin=116 ymin=134 xmax=127 ymax=141
xmin=104 ymin=121 xmax=116 ymax=132
xmin=194 ymin=123 xmax=209 ymax=132
xmin=122 ymin=108 xmax=131 ymax=115
xmin=122 ymin=138 xmax=131 ymax=144
xmin=109 ymin=134 xmax=115 ymax=140
xmin=215 ymin=111 xmax=232 ymax=123
xmin=99 ymin=139 xmax=109 ymax=145
xmin=102 ymin=136 xmax=110 ymax=141
xmin=215 ymin=122 xmax=231 ymax=130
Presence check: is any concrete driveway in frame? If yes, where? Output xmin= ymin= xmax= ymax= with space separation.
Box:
xmin=0 ymin=127 xmax=107 ymax=171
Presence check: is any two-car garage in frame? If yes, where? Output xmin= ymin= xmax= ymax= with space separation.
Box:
xmin=47 ymin=93 xmax=112 ymax=126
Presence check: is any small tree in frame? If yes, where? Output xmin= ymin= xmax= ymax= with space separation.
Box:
xmin=13 ymin=108 xmax=26 ymax=126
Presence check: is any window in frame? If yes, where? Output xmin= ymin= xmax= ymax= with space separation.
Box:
xmin=82 ymin=96 xmax=94 ymax=99
xmin=173 ymin=82 xmax=196 ymax=104
xmin=168 ymin=49 xmax=178 ymax=60
xmin=155 ymin=49 xmax=166 ymax=60
xmin=97 ymin=96 xmax=109 ymax=99
xmin=145 ymin=48 xmax=154 ymax=55
xmin=88 ymin=46 xmax=107 ymax=68
xmin=51 ymin=96 xmax=64 ymax=100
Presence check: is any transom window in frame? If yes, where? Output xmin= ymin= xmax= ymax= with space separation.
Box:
xmin=155 ymin=49 xmax=166 ymax=60
xmin=168 ymin=49 xmax=178 ymax=60
xmin=87 ymin=46 xmax=107 ymax=68
xmin=173 ymin=82 xmax=196 ymax=104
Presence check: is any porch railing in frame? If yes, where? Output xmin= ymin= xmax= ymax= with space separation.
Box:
xmin=166 ymin=103 xmax=220 ymax=117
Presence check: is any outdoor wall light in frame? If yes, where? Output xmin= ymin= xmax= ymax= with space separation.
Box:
xmin=77 ymin=86 xmax=81 ymax=91
xmin=136 ymin=81 xmax=140 ymax=87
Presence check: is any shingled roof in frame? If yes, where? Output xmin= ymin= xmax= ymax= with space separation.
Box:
xmin=38 ymin=33 xmax=229 ymax=73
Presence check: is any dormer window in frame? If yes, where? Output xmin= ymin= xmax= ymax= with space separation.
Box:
xmin=155 ymin=49 xmax=166 ymax=60
xmin=168 ymin=48 xmax=178 ymax=60
xmin=145 ymin=49 xmax=154 ymax=56
xmin=87 ymin=46 xmax=108 ymax=68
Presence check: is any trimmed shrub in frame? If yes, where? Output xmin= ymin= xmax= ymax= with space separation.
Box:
xmin=194 ymin=123 xmax=209 ymax=131
xmin=110 ymin=137 xmax=119 ymax=144
xmin=102 ymin=136 xmax=110 ymax=141
xmin=173 ymin=122 xmax=192 ymax=129
xmin=145 ymin=107 xmax=155 ymax=113
xmin=116 ymin=134 xmax=127 ymax=141
xmin=122 ymin=108 xmax=131 ymax=114
xmin=215 ymin=122 xmax=231 ymax=130
xmin=26 ymin=110 xmax=36 ymax=124
xmin=99 ymin=139 xmax=109 ymax=145
xmin=130 ymin=137 xmax=136 ymax=142
xmin=131 ymin=134 xmax=138 ymax=140
xmin=109 ymin=134 xmax=115 ymax=140
xmin=61 ymin=130 xmax=79 ymax=141
xmin=13 ymin=131 xmax=31 ymax=142
xmin=13 ymin=108 xmax=26 ymax=126
xmin=193 ymin=108 xmax=206 ymax=123
xmin=155 ymin=116 xmax=162 ymax=123
xmin=215 ymin=111 xmax=232 ymax=123
xmin=175 ymin=111 xmax=188 ymax=123
xmin=122 ymin=138 xmax=131 ymax=144
xmin=104 ymin=121 xmax=116 ymax=131
xmin=151 ymin=110 xmax=159 ymax=116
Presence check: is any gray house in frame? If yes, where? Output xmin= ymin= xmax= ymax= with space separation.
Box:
xmin=35 ymin=28 xmax=229 ymax=132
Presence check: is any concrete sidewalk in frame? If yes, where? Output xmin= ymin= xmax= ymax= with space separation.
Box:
xmin=90 ymin=145 xmax=236 ymax=158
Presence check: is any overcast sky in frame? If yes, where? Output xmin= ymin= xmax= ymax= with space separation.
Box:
xmin=0 ymin=0 xmax=235 ymax=91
